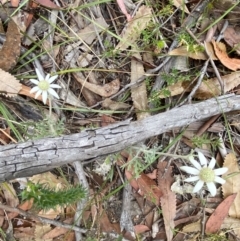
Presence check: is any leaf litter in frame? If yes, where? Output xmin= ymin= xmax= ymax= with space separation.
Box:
xmin=2 ymin=0 xmax=240 ymax=240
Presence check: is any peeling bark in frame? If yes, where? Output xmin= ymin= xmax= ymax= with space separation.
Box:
xmin=0 ymin=94 xmax=239 ymax=182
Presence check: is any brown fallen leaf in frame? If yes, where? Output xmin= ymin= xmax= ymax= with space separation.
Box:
xmin=0 ymin=20 xmax=21 ymax=71
xmin=0 ymin=127 xmax=11 ymax=144
xmin=134 ymin=224 xmax=150 ymax=234
xmin=125 ymin=170 xmax=162 ymax=205
xmin=212 ymin=40 xmax=240 ymax=71
xmin=158 ymin=161 xmax=176 ymax=241
xmin=131 ymin=52 xmax=150 ymax=120
xmin=34 ymin=0 xmax=60 ymax=9
xmin=205 ymin=193 xmax=237 ymax=234
xmin=102 ymin=98 xmax=131 ymax=110
xmin=223 ymin=26 xmax=240 ymax=55
xmin=7 ymin=199 xmax=33 ymax=220
xmin=100 ymin=115 xmax=116 ymax=127
xmin=10 ymin=0 xmax=19 ymax=7
xmin=222 ymin=153 xmax=240 ymax=218
xmin=43 ymin=218 xmax=73 ymax=239
xmin=73 ymin=72 xmax=120 ymax=97
xmin=99 ymin=208 xmax=120 ymax=233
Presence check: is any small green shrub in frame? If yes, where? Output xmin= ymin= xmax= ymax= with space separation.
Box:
xmin=20 ymin=182 xmax=86 ymax=211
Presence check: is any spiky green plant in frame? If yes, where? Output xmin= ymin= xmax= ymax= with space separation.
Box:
xmin=20 ymin=182 xmax=86 ymax=211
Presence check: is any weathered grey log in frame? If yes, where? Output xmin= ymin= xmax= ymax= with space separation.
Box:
xmin=0 ymin=94 xmax=240 ymax=182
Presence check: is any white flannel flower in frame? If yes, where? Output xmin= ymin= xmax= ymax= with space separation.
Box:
xmin=180 ymin=151 xmax=228 ymax=196
xmin=30 ymin=68 xmax=61 ymax=104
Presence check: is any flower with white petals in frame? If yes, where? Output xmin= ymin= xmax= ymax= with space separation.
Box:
xmin=180 ymin=151 xmax=228 ymax=196
xmin=30 ymin=68 xmax=61 ymax=104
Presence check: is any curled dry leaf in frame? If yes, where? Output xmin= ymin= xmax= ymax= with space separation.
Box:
xmin=0 ymin=68 xmax=22 ymax=97
xmin=212 ymin=40 xmax=240 ymax=71
xmin=0 ymin=20 xmax=21 ymax=71
xmin=73 ymin=72 xmax=120 ymax=97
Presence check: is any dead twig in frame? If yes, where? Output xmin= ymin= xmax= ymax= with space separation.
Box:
xmin=0 ymin=203 xmax=86 ymax=233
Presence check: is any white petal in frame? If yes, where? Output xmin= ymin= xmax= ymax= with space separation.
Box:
xmin=214 ymin=167 xmax=228 ymax=176
xmin=48 ymin=88 xmax=59 ymax=99
xmin=42 ymin=91 xmax=48 ymax=104
xmin=30 ymin=86 xmax=39 ymax=94
xmin=49 ymin=84 xmax=61 ymax=89
xmin=48 ymin=75 xmax=58 ymax=83
xmin=45 ymin=74 xmax=50 ymax=81
xmin=189 ymin=156 xmax=201 ymax=170
xmin=206 ymin=182 xmax=217 ymax=196
xmin=35 ymin=68 xmax=44 ymax=81
xmin=198 ymin=151 xmax=207 ymax=166
xmin=208 ymin=157 xmax=216 ymax=169
xmin=184 ymin=176 xmax=200 ymax=182
xmin=192 ymin=180 xmax=204 ymax=193
xmin=214 ymin=176 xmax=226 ymax=184
xmin=180 ymin=166 xmax=200 ymax=175
xmin=35 ymin=89 xmax=42 ymax=99
xmin=29 ymin=79 xmax=39 ymax=85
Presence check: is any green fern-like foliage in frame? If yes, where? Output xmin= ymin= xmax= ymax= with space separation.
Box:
xmin=20 ymin=182 xmax=86 ymax=211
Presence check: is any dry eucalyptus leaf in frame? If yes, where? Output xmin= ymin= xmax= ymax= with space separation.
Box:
xmin=0 ymin=20 xmax=21 ymax=71
xmin=158 ymin=161 xmax=176 ymax=241
xmin=0 ymin=68 xmax=22 ymax=97
xmin=131 ymin=52 xmax=150 ymax=120
xmin=182 ymin=220 xmax=201 ymax=233
xmin=168 ymin=42 xmax=217 ymax=60
xmin=159 ymin=71 xmax=240 ymax=99
xmin=205 ymin=193 xmax=237 ymax=234
xmin=222 ymin=153 xmax=240 ymax=218
xmin=212 ymin=40 xmax=240 ymax=71
xmin=58 ymin=80 xmax=86 ymax=107
xmin=102 ymin=98 xmax=131 ymax=110
xmin=115 ymin=5 xmax=152 ymax=50
xmin=73 ymin=72 xmax=120 ymax=97
xmin=69 ymin=17 xmax=109 ymax=45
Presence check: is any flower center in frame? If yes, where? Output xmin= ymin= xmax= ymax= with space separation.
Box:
xmin=199 ymin=167 xmax=215 ymax=182
xmin=38 ymin=80 xmax=49 ymax=91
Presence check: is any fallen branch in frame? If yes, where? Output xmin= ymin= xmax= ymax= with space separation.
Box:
xmin=0 ymin=94 xmax=239 ymax=182
xmin=0 ymin=203 xmax=86 ymax=233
